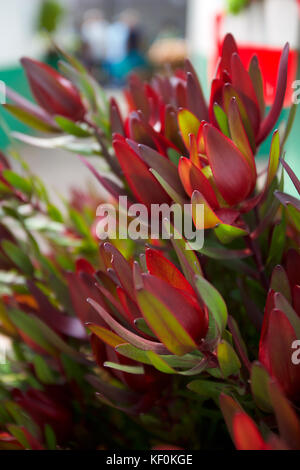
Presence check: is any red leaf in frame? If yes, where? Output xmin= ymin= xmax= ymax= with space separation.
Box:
xmin=75 ymin=258 xmax=95 ymax=275
xmin=231 ymin=53 xmax=261 ymax=136
xmin=128 ymin=74 xmax=150 ymax=119
xmin=145 ymin=248 xmax=195 ymax=296
xmin=142 ymin=273 xmax=208 ymax=342
xmin=27 ymin=281 xmax=87 ymax=340
xmin=87 ymin=298 xmax=169 ymax=354
xmin=0 ymin=432 xmax=24 ymax=450
xmin=101 ymin=243 xmax=135 ymax=299
xmin=6 ymin=86 xmax=58 ymax=130
xmin=203 ymin=124 xmax=254 ymax=206
xmin=257 ymin=43 xmax=289 ymax=145
xmin=185 ymin=59 xmax=209 ymax=121
xmin=66 ymin=271 xmax=106 ymax=326
xmin=129 ymin=112 xmax=160 ymax=150
xmin=113 ymin=136 xmax=170 ymax=208
xmin=117 ymin=286 xmax=141 ymax=324
xmin=228 ymin=97 xmax=256 ymax=181
xmin=138 ymin=143 xmax=186 ymax=198
xmin=21 ymin=57 xmax=86 ymax=121
xmin=110 ymin=97 xmax=125 ymax=136
xmin=219 ymin=393 xmax=243 ymax=440
xmin=220 ymin=33 xmax=238 ymax=75
xmin=164 ymin=105 xmax=186 ymax=153
xmin=259 ymin=308 xmax=300 ymax=402
xmin=179 ymin=157 xmax=219 ymax=208
xmin=233 ymin=413 xmax=269 ymax=450
xmin=223 ymin=83 xmax=256 ymax=151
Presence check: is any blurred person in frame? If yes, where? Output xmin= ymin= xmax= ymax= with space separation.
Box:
xmin=106 ymin=9 xmax=147 ymax=86
xmin=80 ymin=9 xmax=108 ymax=70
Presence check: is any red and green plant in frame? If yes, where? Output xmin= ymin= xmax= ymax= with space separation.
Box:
xmin=0 ymin=34 xmax=299 ymax=450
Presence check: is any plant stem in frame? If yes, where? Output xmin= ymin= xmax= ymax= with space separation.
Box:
xmin=85 ymin=118 xmax=122 ymax=177
xmin=245 ymin=235 xmax=268 ymax=290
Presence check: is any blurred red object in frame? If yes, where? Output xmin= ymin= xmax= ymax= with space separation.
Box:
xmin=211 ymin=13 xmax=298 ymax=107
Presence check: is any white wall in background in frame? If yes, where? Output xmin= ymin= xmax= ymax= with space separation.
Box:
xmin=264 ymin=0 xmax=299 ymax=48
xmin=187 ymin=0 xmax=299 ymax=58
xmin=0 ymin=0 xmax=44 ymax=67
xmin=187 ymin=0 xmax=223 ymax=57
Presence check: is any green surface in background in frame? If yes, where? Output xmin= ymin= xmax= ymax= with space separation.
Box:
xmin=0 ymin=65 xmax=33 ymax=148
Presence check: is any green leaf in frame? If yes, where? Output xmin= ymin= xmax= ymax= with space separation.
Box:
xmin=33 ymin=356 xmax=56 ymax=384
xmin=194 ymin=275 xmax=228 ymax=334
xmin=249 ymin=55 xmax=265 ymax=117
xmin=136 ymin=289 xmax=197 ymax=356
xmin=286 ymin=204 xmax=300 ymax=231
xmin=214 ymin=223 xmax=248 ymax=244
xmin=198 ymin=239 xmax=251 ymax=260
xmin=167 ymin=221 xmax=203 ymax=285
xmin=88 ymin=325 xmax=125 ymax=348
xmin=0 ymin=181 xmax=12 ymax=194
xmin=69 ymin=208 xmax=92 ymax=238
xmin=6 ymin=425 xmax=31 ymax=449
xmin=44 ymin=424 xmax=57 ymax=450
xmin=47 ymin=204 xmax=64 ymax=223
xmin=274 ymin=293 xmax=300 ymax=338
xmin=177 ymin=109 xmax=201 ymax=149
xmin=8 ymin=309 xmax=82 ymax=360
xmin=5 ymin=401 xmax=38 ymax=437
xmin=115 ymin=344 xmax=152 ymax=364
xmin=104 ymin=361 xmax=145 ymax=375
xmin=167 ymin=148 xmax=181 ymax=166
xmin=55 ymin=116 xmax=92 ymax=137
xmin=213 ymin=104 xmax=230 ymax=137
xmin=7 ymin=309 xmax=57 ymax=355
xmin=116 ymin=344 xmax=198 ymax=369
xmin=217 ymin=340 xmax=241 ymax=378
xmin=134 ymin=318 xmax=156 ymax=338
xmin=2 ymin=170 xmax=32 ymax=195
xmin=267 ymin=130 xmax=280 ymax=186
xmin=267 ymin=217 xmax=286 ymax=267
xmin=1 ymin=240 xmax=34 ymax=276
xmin=150 ymin=168 xmax=186 ymax=205
xmin=146 ymin=350 xmax=176 ymax=374
xmin=61 ymin=354 xmax=85 ymax=385
xmin=12 ymin=131 xmax=100 ymax=156
xmin=251 ymin=362 xmax=272 ymax=412
xmin=188 ymin=379 xmax=231 ymax=400
xmin=4 ymin=104 xmax=58 ymax=133
xmin=270 ymin=265 xmax=292 ymax=303
xmin=59 ymin=60 xmax=95 ymax=103
xmin=36 ymin=252 xmax=74 ymax=315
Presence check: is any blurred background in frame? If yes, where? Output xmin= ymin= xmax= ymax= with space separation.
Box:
xmin=0 ymin=0 xmax=299 ymax=199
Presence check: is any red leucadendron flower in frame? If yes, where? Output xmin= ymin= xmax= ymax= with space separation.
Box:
xmin=20 ymin=58 xmax=87 ymax=121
